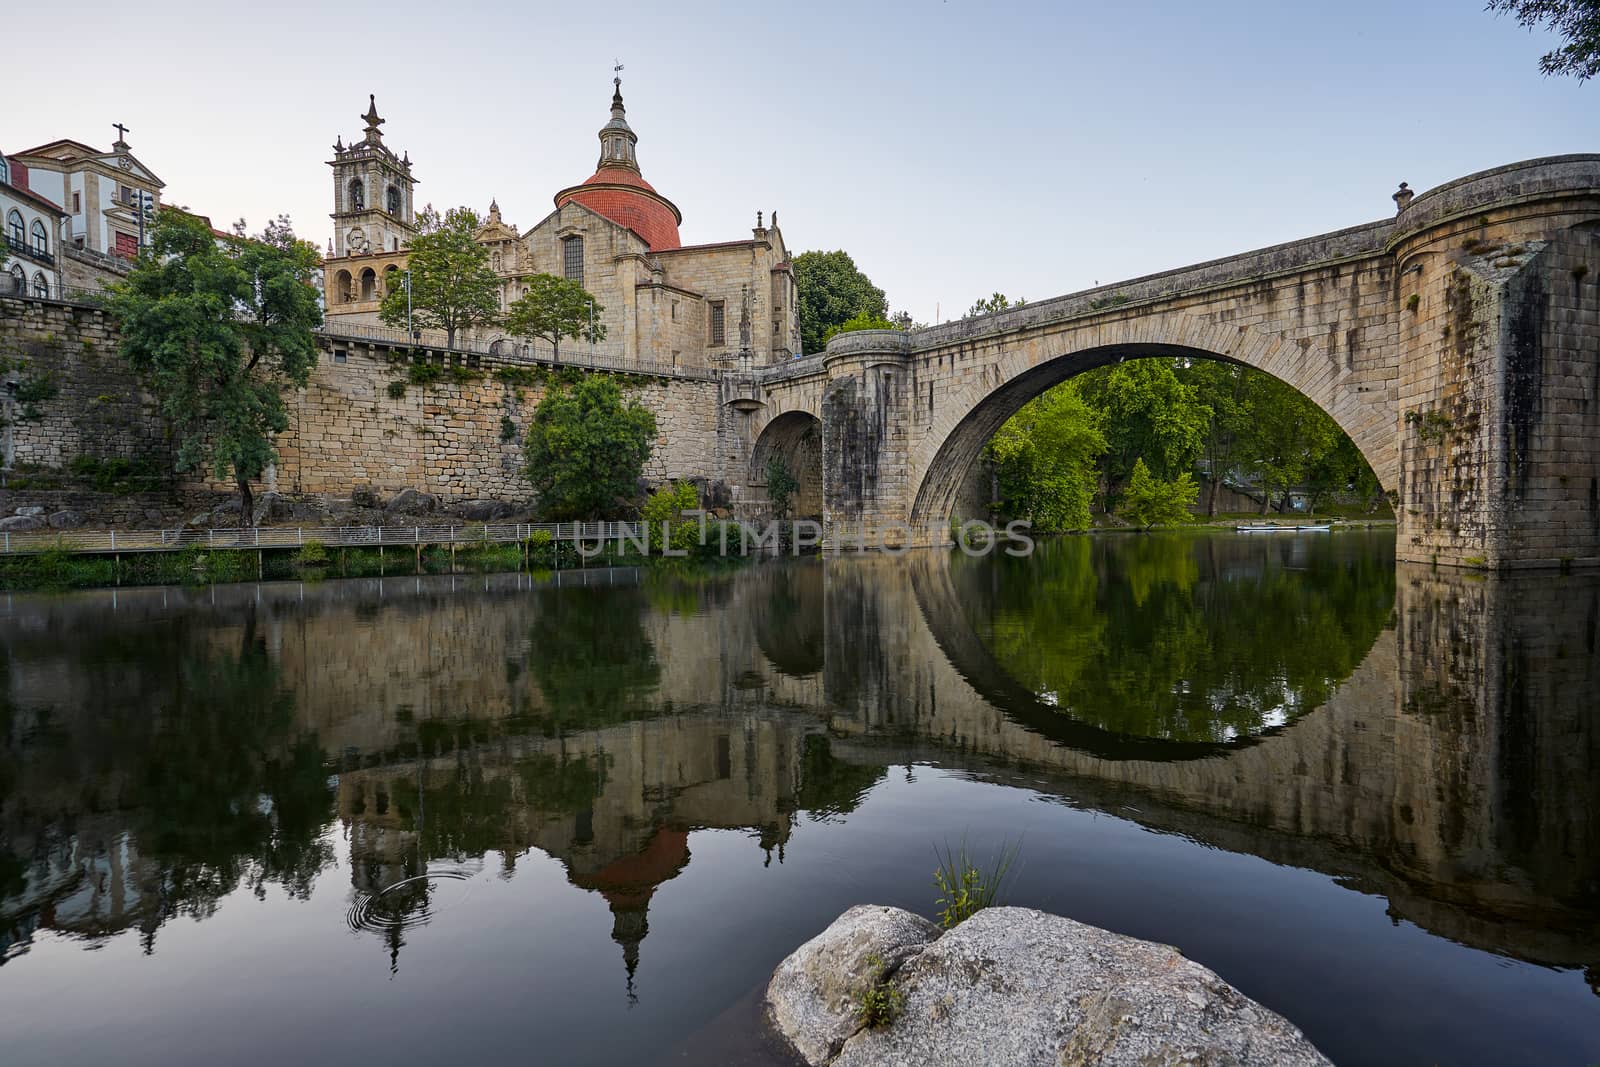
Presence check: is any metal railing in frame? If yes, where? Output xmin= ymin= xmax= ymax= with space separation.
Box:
xmin=0 ymin=522 xmax=650 ymax=556
xmin=320 ymin=320 xmax=712 ymax=380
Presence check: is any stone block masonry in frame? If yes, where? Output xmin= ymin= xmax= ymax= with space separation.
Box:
xmin=0 ymin=294 xmax=725 ymax=512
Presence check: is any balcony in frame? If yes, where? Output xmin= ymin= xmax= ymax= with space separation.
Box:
xmin=4 ymin=234 xmax=54 ymax=268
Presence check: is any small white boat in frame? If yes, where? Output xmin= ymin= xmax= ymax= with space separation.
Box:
xmin=1235 ymin=523 xmax=1332 ymax=533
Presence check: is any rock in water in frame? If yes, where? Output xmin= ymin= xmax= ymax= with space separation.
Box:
xmin=766 ymin=906 xmax=1331 ymax=1067
xmin=766 ymin=905 xmax=940 ymax=1066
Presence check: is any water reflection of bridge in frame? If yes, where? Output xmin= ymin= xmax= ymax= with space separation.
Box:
xmin=1 ymin=550 xmax=1596 ymax=976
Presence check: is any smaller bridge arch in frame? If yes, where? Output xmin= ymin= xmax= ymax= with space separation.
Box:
xmin=750 ymin=410 xmax=823 ymax=518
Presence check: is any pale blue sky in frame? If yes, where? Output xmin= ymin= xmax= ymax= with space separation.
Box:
xmin=9 ymin=0 xmax=1594 ymax=323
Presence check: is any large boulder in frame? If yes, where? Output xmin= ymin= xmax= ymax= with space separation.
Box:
xmin=47 ymin=510 xmax=86 ymax=530
xmin=14 ymin=506 xmax=45 ymax=517
xmin=453 ymin=499 xmax=515 ymax=522
xmin=767 ymin=906 xmax=1331 ymax=1067
xmin=0 ymin=515 xmax=43 ymax=532
xmin=384 ymin=488 xmax=438 ymax=517
xmin=767 ymin=905 xmax=941 ymax=1066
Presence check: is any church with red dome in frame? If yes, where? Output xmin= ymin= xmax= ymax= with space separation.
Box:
xmin=322 ymin=81 xmax=801 ymax=368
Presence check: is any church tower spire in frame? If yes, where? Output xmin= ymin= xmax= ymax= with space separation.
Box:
xmin=598 ymin=77 xmax=639 ymax=172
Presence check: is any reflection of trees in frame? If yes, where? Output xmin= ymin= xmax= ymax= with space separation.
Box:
xmin=526 ymin=586 xmax=661 ymax=727
xmin=793 ymin=735 xmax=883 ymax=820
xmin=961 ymin=533 xmax=1395 ymax=741
xmin=0 ymin=606 xmax=334 ymax=953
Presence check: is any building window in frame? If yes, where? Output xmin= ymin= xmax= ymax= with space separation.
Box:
xmin=709 ymin=300 xmax=726 ymax=346
xmin=72 ymin=192 xmax=81 ymax=213
xmin=563 ymin=236 xmax=584 ymax=284
xmin=383 ymin=265 xmax=399 ymax=295
xmin=386 ymin=185 xmax=401 ymax=215
xmin=5 ymin=210 xmax=22 ymax=248
xmin=349 ymin=178 xmax=365 ymax=211
xmin=0 ymin=157 xmax=8 ymax=184
xmin=7 ymin=265 xmax=24 ymax=294
xmin=30 ymin=220 xmax=48 ymax=257
xmin=333 ymin=350 xmax=348 ymax=364
xmin=671 ymin=300 xmax=678 ymax=321
xmin=334 ymin=269 xmax=352 ymax=303
xmin=32 ymin=272 xmax=48 ymax=298
xmin=360 ymin=268 xmax=376 ymax=301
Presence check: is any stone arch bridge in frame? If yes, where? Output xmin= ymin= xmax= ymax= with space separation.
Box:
xmin=723 ymin=156 xmax=1600 ymax=568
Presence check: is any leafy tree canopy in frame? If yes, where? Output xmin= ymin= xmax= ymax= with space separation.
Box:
xmin=506 ymin=273 xmax=606 ymax=361
xmin=1078 ymin=360 xmax=1211 ymax=488
xmin=822 ymin=309 xmax=900 ymax=345
xmin=793 ymin=250 xmax=888 ymax=355
xmin=967 ymin=292 xmax=1025 ymax=317
xmin=523 ymin=376 xmax=656 ymax=520
xmin=987 ymin=384 xmax=1106 ymax=532
xmin=1118 ymin=458 xmax=1198 ymax=530
xmin=765 ymin=455 xmax=799 ymax=519
xmin=107 ymin=210 xmax=322 ymax=522
xmin=379 ymin=205 xmax=500 ymax=346
xmin=1488 ymin=0 xmax=1600 ymax=80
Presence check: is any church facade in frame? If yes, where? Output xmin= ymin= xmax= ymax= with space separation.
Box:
xmin=322 ymin=81 xmax=800 ymax=369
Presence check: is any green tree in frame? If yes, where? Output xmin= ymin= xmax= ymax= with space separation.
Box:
xmin=966 ymin=292 xmax=1024 ymax=317
xmin=765 ymin=454 xmax=799 ymax=518
xmin=793 ymin=250 xmax=888 ymax=355
xmin=1119 ymin=457 xmax=1197 ymax=529
xmin=505 ymin=273 xmax=606 ymax=362
xmin=1076 ymin=360 xmax=1210 ymax=505
xmin=378 ymin=205 xmax=499 ymax=347
xmin=108 ymin=211 xmax=322 ymax=523
xmin=822 ymin=309 xmax=899 ymax=345
xmin=1236 ymin=374 xmax=1338 ymax=514
xmin=1488 ymin=0 xmax=1600 ymax=80
xmin=1180 ymin=361 xmax=1256 ymax=515
xmin=523 ymin=376 xmax=656 ymax=520
xmin=987 ymin=384 xmax=1106 ymax=532
xmin=641 ymin=480 xmax=703 ymax=555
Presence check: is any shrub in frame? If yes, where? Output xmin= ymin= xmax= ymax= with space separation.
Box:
xmin=853 ymin=954 xmax=903 ymax=1029
xmin=294 ymin=539 xmax=329 ymax=567
xmin=933 ymin=838 xmax=1019 ymax=929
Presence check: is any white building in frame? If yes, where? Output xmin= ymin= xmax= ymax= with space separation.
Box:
xmin=0 ymin=151 xmax=68 ymax=299
xmin=11 ymin=128 xmax=163 ymax=292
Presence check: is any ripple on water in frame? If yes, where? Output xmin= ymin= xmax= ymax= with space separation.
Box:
xmin=344 ymin=863 xmax=477 ymax=935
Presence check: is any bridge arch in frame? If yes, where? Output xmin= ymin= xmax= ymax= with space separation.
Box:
xmin=906 ymin=314 xmax=1397 ymax=529
xmin=751 ymin=410 xmax=823 ymax=518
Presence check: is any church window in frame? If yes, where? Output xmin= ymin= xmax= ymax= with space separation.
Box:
xmin=32 ymin=272 xmax=48 ymax=299
xmin=709 ymin=301 xmax=726 ymax=346
xmin=7 ymin=264 xmax=23 ymax=294
xmin=348 ymin=178 xmax=365 ymax=211
xmin=334 ymin=270 xmax=352 ymax=303
xmin=563 ymin=236 xmax=584 ymax=284
xmin=360 ymin=268 xmax=377 ymax=301
xmin=5 ymin=210 xmax=22 ymax=248
xmin=72 ymin=192 xmax=81 ymax=213
xmin=386 ymin=185 xmax=401 ymax=215
xmin=30 ymin=220 xmax=48 ymax=257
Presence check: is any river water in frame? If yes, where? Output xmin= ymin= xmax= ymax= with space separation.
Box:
xmin=0 ymin=531 xmax=1596 ymax=1066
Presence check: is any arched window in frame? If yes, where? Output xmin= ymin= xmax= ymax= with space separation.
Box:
xmin=8 ymin=264 xmax=25 ymax=294
xmin=5 ymin=210 xmax=22 ymax=248
xmin=383 ymin=266 xmax=399 ymax=295
xmin=0 ymin=157 xmax=9 ymax=184
xmin=30 ymin=219 xmax=48 ymax=257
xmin=334 ymin=269 xmax=352 ymax=303
xmin=348 ymin=178 xmax=365 ymax=211
xmin=360 ymin=267 xmax=376 ymax=302
xmin=386 ymin=185 xmax=401 ymax=215
xmin=32 ymin=272 xmax=48 ymax=299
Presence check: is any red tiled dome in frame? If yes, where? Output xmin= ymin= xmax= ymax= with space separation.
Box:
xmin=557 ymin=165 xmax=682 ymax=251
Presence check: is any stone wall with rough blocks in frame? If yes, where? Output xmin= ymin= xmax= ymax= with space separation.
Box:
xmin=268 ymin=342 xmax=721 ymax=501
xmin=0 ymin=296 xmax=169 ymax=473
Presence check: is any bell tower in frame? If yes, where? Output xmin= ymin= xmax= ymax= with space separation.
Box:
xmin=329 ymin=95 xmax=418 ymax=258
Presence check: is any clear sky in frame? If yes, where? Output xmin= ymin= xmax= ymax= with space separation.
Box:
xmin=9 ymin=0 xmax=1594 ymax=324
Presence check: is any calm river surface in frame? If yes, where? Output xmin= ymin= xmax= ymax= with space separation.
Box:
xmin=1 ymin=531 xmax=1598 ymax=1066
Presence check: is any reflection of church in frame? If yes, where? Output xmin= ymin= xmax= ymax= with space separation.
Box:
xmin=336 ymin=712 xmax=809 ymax=994
xmin=322 ymin=81 xmax=801 ymax=368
